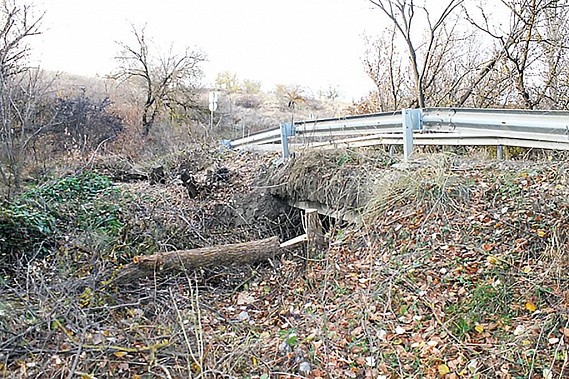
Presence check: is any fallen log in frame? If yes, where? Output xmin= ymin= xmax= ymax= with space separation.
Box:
xmin=132 ymin=236 xmax=281 ymax=271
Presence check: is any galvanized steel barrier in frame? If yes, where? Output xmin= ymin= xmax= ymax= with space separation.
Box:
xmin=223 ymin=108 xmax=569 ymax=160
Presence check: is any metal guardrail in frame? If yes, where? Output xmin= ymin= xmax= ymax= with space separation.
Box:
xmin=229 ymin=127 xmax=281 ymax=148
xmin=296 ymin=110 xmax=403 ymax=136
xmin=225 ymin=107 xmax=569 ymax=160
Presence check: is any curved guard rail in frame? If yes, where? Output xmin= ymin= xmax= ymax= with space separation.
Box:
xmin=227 ymin=107 xmax=569 ymax=160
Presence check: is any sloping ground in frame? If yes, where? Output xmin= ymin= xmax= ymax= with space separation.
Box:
xmin=195 ymin=152 xmax=569 ymax=378
xmin=1 ymin=149 xmax=569 ymax=378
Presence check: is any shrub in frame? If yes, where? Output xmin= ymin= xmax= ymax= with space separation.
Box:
xmin=50 ymin=90 xmax=124 ymax=154
xmin=234 ymin=94 xmax=261 ymax=109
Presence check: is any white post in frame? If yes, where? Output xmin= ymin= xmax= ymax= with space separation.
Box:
xmin=209 ymin=92 xmax=218 ymax=131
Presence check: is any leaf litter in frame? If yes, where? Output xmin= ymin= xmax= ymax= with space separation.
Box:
xmin=1 ymin=149 xmax=569 ymax=378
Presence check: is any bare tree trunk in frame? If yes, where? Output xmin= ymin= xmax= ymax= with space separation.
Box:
xmin=142 ymin=74 xmax=155 ymax=137
xmin=407 ymin=39 xmax=425 ymax=108
xmin=457 ymin=58 xmax=495 ymax=106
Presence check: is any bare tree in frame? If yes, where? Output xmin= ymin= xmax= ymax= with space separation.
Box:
xmin=0 ymin=0 xmax=50 ymax=197
xmin=362 ymin=0 xmax=569 ymax=110
xmin=363 ymin=28 xmax=412 ymax=111
xmin=465 ymin=0 xmax=569 ymax=109
xmin=364 ymin=0 xmax=497 ymax=110
xmin=0 ymin=0 xmax=42 ymax=78
xmin=368 ymin=0 xmax=464 ymax=108
xmin=112 ymin=25 xmax=206 ymax=136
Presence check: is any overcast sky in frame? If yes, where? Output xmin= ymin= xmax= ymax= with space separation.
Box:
xmin=31 ymin=0 xmax=384 ymax=100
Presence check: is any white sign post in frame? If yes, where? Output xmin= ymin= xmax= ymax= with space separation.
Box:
xmin=209 ymin=92 xmax=218 ymax=131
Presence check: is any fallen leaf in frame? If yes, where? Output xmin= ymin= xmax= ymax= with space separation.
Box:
xmin=304 ymin=332 xmax=317 ymax=342
xmin=236 ymin=292 xmax=255 ymax=305
xmin=549 ymin=337 xmax=560 ymax=345
xmin=311 ymin=370 xmax=324 ymax=378
xmin=467 ymin=359 xmax=478 ymax=373
xmin=438 ymin=363 xmax=451 ymax=375
xmin=482 ymin=243 xmax=495 ymax=252
xmin=543 ymin=368 xmax=553 ymax=379
xmin=526 ymin=302 xmax=537 ymax=312
xmin=113 ymin=351 xmax=127 ymax=358
xmin=514 ymin=325 xmax=526 ymax=336
xmin=537 ymin=229 xmax=547 ymax=237
xmin=191 ymin=361 xmax=201 ymax=373
xmin=344 ymin=369 xmax=357 ymax=378
xmin=474 ymin=325 xmax=484 ymax=333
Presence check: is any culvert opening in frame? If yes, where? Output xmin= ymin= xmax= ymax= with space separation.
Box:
xmin=225 ymin=191 xmax=305 ymax=245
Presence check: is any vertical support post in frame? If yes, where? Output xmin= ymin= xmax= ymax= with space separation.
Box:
xmin=497 ymin=145 xmax=504 ymax=160
xmin=389 ymin=145 xmax=396 ymax=157
xmin=208 ymin=92 xmax=218 ymax=131
xmin=402 ymin=109 xmax=423 ymax=162
xmin=280 ymin=122 xmax=295 ymax=159
xmin=219 ymin=140 xmax=231 ymax=150
xmin=304 ymin=208 xmax=326 ymax=258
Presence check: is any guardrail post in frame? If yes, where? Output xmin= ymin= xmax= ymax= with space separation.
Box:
xmin=280 ymin=122 xmax=295 ymax=159
xmin=403 ymin=109 xmax=423 ymax=161
xmin=496 ymin=145 xmax=504 ymax=160
xmin=219 ymin=139 xmax=231 ymax=150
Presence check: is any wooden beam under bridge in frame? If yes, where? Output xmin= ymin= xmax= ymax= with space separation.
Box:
xmin=289 ymin=199 xmax=359 ymax=223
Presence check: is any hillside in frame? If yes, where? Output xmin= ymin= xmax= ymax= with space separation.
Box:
xmin=1 ymin=147 xmax=568 ymax=378
xmin=202 ymin=89 xmax=351 ymax=141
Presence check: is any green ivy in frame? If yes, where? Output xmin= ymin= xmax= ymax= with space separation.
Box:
xmin=24 ymin=172 xmax=114 ymax=203
xmin=0 ymin=172 xmax=124 ymax=264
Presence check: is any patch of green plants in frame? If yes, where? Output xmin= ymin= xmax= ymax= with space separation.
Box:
xmin=337 ymin=150 xmax=357 ymax=165
xmin=0 ymin=172 xmax=125 ymax=265
xmin=279 ymin=328 xmax=299 ymax=348
xmin=0 ymin=202 xmax=56 ymax=255
xmin=24 ymin=172 xmax=114 ymax=203
xmin=447 ymin=278 xmax=514 ymax=340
